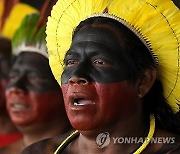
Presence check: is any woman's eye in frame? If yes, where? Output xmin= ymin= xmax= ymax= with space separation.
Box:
xmin=94 ymin=60 xmax=104 ymax=64
xmin=66 ymin=60 xmax=79 ymax=67
xmin=27 ymin=72 xmax=43 ymax=83
xmin=93 ymin=59 xmax=111 ymax=68
xmin=28 ymin=74 xmax=39 ymax=81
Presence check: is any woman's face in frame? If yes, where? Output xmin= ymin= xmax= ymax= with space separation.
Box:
xmin=6 ymin=52 xmax=63 ymax=126
xmin=61 ymin=24 xmax=140 ymax=131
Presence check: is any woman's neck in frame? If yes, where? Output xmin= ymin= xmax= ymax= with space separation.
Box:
xmin=77 ymin=108 xmax=148 ymax=154
xmin=20 ymin=117 xmax=71 ymax=147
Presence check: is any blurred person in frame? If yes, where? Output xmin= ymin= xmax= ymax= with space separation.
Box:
xmin=0 ymin=13 xmax=71 ymax=154
xmin=0 ymin=0 xmax=40 ymax=148
xmin=0 ymin=37 xmax=22 ymax=147
xmin=0 ymin=0 xmax=58 ymax=149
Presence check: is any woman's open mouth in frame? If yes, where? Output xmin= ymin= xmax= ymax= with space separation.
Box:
xmin=72 ymin=98 xmax=95 ymax=106
xmin=69 ymin=93 xmax=95 ymax=110
xmin=10 ymin=103 xmax=28 ymax=112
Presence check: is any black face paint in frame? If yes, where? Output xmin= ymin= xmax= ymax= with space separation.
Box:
xmin=6 ymin=52 xmax=59 ymax=92
xmin=62 ymin=25 xmax=130 ymax=84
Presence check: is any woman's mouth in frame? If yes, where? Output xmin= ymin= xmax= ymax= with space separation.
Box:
xmin=69 ymin=94 xmax=95 ymax=110
xmin=9 ymin=102 xmax=29 ymax=112
xmin=72 ymin=98 xmax=95 ymax=106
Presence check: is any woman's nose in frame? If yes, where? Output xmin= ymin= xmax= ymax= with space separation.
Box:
xmin=68 ymin=77 xmax=89 ymax=85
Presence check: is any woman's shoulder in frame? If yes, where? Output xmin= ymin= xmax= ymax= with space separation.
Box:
xmin=155 ymin=142 xmax=180 ymax=154
xmin=156 ymin=129 xmax=180 ymax=153
xmin=144 ymin=128 xmax=180 ymax=154
xmin=21 ymin=130 xmax=78 ymax=154
xmin=0 ymin=139 xmax=23 ymax=154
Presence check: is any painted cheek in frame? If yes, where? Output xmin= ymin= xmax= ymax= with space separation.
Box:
xmin=30 ymin=90 xmax=63 ymax=121
xmin=6 ymin=90 xmax=61 ymax=126
xmin=96 ymin=81 xmax=138 ymax=122
xmin=62 ymin=81 xmax=137 ymax=130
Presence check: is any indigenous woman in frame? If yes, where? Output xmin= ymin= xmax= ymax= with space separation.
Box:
xmin=0 ymin=37 xmax=22 ymax=147
xmin=0 ymin=13 xmax=71 ymax=154
xmin=0 ymin=0 xmax=62 ymax=149
xmin=22 ymin=0 xmax=180 ymax=153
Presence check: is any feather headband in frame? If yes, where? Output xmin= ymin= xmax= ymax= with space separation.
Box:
xmin=46 ymin=0 xmax=180 ymax=113
xmin=12 ymin=13 xmax=48 ymax=58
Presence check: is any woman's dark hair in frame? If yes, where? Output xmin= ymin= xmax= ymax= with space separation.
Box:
xmin=73 ymin=17 xmax=180 ymax=134
xmin=0 ymin=37 xmax=12 ymax=58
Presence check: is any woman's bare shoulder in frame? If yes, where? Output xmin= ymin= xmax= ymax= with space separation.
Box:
xmin=155 ymin=129 xmax=180 ymax=154
xmin=21 ymin=130 xmax=75 ymax=154
xmin=144 ymin=128 xmax=180 ymax=154
xmin=0 ymin=139 xmax=23 ymax=154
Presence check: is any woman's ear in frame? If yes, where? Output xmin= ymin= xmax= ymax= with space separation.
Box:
xmin=137 ymin=68 xmax=157 ymax=98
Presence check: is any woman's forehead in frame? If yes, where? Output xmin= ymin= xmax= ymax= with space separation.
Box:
xmin=72 ymin=24 xmax=125 ymax=50
xmin=16 ymin=52 xmax=47 ymax=64
xmin=13 ymin=52 xmax=49 ymax=72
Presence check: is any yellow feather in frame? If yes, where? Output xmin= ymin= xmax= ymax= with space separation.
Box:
xmin=0 ymin=0 xmax=4 ymax=30
xmin=2 ymin=3 xmax=38 ymax=39
xmin=0 ymin=1 xmax=3 ymax=18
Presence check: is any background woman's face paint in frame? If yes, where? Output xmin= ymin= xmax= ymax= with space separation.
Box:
xmin=62 ymin=25 xmax=139 ymax=130
xmin=6 ymin=52 xmax=62 ymax=126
